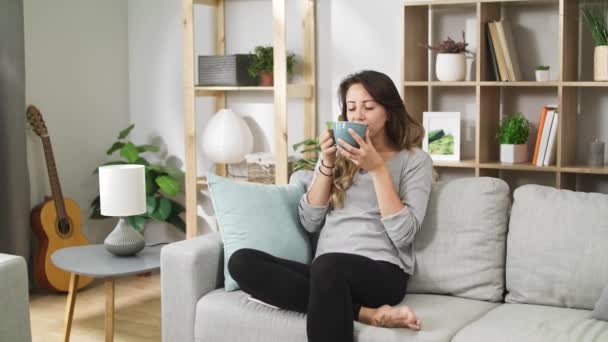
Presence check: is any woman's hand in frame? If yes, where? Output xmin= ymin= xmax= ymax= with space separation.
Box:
xmin=337 ymin=129 xmax=384 ymax=172
xmin=319 ymin=128 xmax=338 ymax=165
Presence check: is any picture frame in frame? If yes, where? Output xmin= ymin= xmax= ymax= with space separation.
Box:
xmin=422 ymin=111 xmax=461 ymax=161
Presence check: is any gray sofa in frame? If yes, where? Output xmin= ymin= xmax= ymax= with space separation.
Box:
xmin=0 ymin=254 xmax=32 ymax=342
xmin=161 ymin=176 xmax=608 ymax=342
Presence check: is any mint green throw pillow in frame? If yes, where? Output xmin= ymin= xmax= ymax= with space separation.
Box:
xmin=207 ymin=173 xmax=312 ymax=291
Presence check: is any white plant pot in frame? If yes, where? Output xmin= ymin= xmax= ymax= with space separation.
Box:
xmin=535 ymin=70 xmax=549 ymax=82
xmin=594 ymin=46 xmax=608 ymax=81
xmin=500 ymin=144 xmax=528 ymax=164
xmin=435 ymin=53 xmax=466 ymax=81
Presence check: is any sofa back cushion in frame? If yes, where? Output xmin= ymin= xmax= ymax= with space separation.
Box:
xmin=208 ymin=173 xmax=312 ymax=292
xmin=407 ymin=177 xmax=511 ymax=302
xmin=505 ymin=185 xmax=608 ymax=310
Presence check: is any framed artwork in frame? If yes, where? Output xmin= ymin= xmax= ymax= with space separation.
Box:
xmin=422 ymin=111 xmax=461 ymax=161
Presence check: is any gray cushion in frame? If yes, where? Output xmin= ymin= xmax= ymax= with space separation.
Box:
xmin=195 ymin=290 xmax=499 ymax=342
xmin=452 ymin=303 xmax=608 ymax=342
xmin=593 ymin=286 xmax=608 ymax=321
xmin=506 ymin=185 xmax=608 ymax=310
xmin=407 ymin=177 xmax=511 ymax=302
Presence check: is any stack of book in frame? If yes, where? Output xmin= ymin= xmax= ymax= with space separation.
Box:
xmin=486 ymin=20 xmax=522 ymax=81
xmin=532 ymin=105 xmax=559 ymax=166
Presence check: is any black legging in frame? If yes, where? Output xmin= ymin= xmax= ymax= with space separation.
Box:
xmin=228 ymin=248 xmax=409 ymax=342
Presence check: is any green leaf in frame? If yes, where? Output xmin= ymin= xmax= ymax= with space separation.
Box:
xmin=127 ymin=215 xmax=147 ymax=233
xmin=147 ymin=164 xmax=183 ymax=178
xmin=151 ymin=197 xmax=171 ymax=221
xmin=118 ymin=124 xmax=135 ymax=140
xmin=106 ymin=142 xmax=125 ymax=155
xmin=136 ymin=144 xmax=160 ymax=153
xmin=145 ymin=170 xmax=160 ymax=195
xmin=134 ymin=157 xmax=150 ymax=166
xmin=120 ymin=142 xmax=140 ymax=163
xmin=146 ymin=196 xmax=158 ymax=215
xmin=168 ymin=199 xmax=185 ymax=214
xmin=93 ymin=161 xmax=127 ymax=174
xmin=292 ymin=138 xmax=319 ymax=152
xmin=156 ymin=175 xmax=180 ymax=197
xmin=301 ymin=147 xmax=321 ymax=154
xmin=166 ymin=214 xmax=186 ymax=232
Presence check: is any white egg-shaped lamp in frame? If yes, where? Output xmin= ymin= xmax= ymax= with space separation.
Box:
xmin=201 ymin=109 xmax=253 ymax=163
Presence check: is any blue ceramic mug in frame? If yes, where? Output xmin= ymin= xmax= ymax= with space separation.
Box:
xmin=332 ymin=121 xmax=368 ymax=149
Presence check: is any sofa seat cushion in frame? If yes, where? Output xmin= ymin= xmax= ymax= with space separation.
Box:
xmin=195 ymin=290 xmax=499 ymax=342
xmin=452 ymin=303 xmax=608 ymax=342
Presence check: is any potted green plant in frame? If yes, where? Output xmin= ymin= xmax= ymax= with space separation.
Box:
xmin=535 ymin=65 xmax=550 ymax=81
xmin=247 ymin=45 xmax=296 ymax=86
xmin=292 ymin=121 xmax=338 ymax=172
xmin=580 ymin=0 xmax=608 ymax=81
xmin=90 ymin=124 xmax=185 ymax=233
xmin=497 ymin=112 xmax=530 ymax=164
xmin=423 ymin=31 xmax=472 ymax=81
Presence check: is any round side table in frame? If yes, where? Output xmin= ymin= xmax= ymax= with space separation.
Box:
xmin=51 ymin=244 xmax=161 ymax=342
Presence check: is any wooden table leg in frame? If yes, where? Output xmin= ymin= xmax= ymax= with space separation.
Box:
xmin=63 ymin=273 xmax=79 ymax=342
xmin=105 ymin=278 xmax=115 ymax=342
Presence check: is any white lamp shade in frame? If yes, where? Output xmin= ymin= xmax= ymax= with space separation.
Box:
xmin=98 ymin=164 xmax=146 ymax=217
xmin=201 ymin=109 xmax=253 ymax=163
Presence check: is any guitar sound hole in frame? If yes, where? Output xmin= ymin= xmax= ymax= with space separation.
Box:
xmin=58 ymin=218 xmax=71 ymax=236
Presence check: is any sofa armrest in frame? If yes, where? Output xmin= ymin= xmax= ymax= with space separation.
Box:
xmin=161 ymin=232 xmax=224 ymax=342
xmin=0 ymin=254 xmax=32 ymax=342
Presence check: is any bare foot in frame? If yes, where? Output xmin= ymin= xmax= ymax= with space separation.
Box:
xmin=372 ymin=304 xmax=421 ymax=330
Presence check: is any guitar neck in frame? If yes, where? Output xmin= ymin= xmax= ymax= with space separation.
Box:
xmin=41 ymin=136 xmax=68 ymax=220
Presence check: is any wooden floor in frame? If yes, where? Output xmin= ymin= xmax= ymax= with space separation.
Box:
xmin=30 ymin=273 xmax=161 ymax=342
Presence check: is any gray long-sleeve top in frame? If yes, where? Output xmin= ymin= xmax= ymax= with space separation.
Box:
xmin=298 ymin=147 xmax=433 ymax=275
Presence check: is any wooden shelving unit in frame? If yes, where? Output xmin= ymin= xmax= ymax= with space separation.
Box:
xmin=403 ymin=0 xmax=607 ymax=193
xmin=183 ymin=0 xmax=317 ymax=238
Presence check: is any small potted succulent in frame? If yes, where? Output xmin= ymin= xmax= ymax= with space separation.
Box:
xmin=535 ymin=65 xmax=550 ymax=81
xmin=497 ymin=112 xmax=530 ymax=164
xmin=580 ymin=0 xmax=608 ymax=81
xmin=423 ymin=31 xmax=472 ymax=81
xmin=248 ymin=45 xmax=296 ymax=86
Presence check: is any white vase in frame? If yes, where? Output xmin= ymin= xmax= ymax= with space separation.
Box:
xmin=594 ymin=46 xmax=608 ymax=81
xmin=535 ymin=70 xmax=549 ymax=82
xmin=435 ymin=53 xmax=466 ymax=81
xmin=500 ymin=144 xmax=528 ymax=164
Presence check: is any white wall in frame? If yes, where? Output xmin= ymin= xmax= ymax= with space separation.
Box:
xmin=24 ymin=0 xmax=130 ymax=243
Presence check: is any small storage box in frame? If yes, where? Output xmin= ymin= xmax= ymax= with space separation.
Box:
xmin=198 ymin=54 xmax=257 ymax=86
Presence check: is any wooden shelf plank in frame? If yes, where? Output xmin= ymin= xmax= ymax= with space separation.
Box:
xmin=561 ymin=81 xmax=608 ymax=87
xmin=432 ymin=159 xmax=477 ymax=168
xmin=404 ymin=81 xmax=476 ymax=87
xmin=559 ymin=165 xmax=608 ymax=175
xmin=194 ymin=84 xmax=313 ymax=98
xmin=478 ymin=162 xmax=558 ymax=172
xmin=479 ymin=81 xmax=559 ymax=87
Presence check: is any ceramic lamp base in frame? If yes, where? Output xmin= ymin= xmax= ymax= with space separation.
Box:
xmin=104 ymin=218 xmax=145 ymax=256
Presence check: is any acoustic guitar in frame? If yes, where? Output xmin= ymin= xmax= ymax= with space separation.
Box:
xmin=27 ymin=105 xmax=94 ymax=292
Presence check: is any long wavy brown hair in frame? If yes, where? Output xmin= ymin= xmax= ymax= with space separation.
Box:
xmin=329 ymin=70 xmax=425 ymax=209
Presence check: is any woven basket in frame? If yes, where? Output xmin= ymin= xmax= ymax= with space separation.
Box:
xmin=245 ymin=152 xmax=295 ymax=184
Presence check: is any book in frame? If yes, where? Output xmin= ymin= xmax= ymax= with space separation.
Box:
xmin=536 ymin=110 xmax=555 ymax=166
xmin=543 ymin=112 xmax=558 ymax=166
xmin=500 ymin=20 xmax=522 ymax=81
xmin=486 ymin=23 xmax=500 ymax=81
xmin=248 ymin=296 xmax=279 ymax=309
xmin=488 ymin=22 xmax=509 ymax=81
xmin=532 ymin=107 xmax=549 ymax=165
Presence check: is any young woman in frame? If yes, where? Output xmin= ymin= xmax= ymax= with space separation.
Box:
xmin=228 ymin=70 xmax=433 ymax=342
